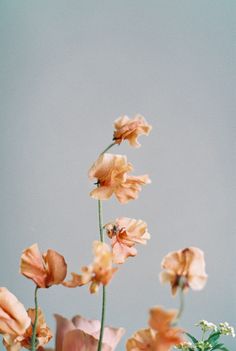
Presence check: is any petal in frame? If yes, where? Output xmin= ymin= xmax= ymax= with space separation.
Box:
xmin=63 ymin=271 xmax=90 ymax=288
xmin=126 ymin=328 xmax=155 ymax=351
xmin=112 ymin=241 xmax=137 ymax=264
xmin=54 ymin=314 xmax=75 ymax=351
xmin=20 ymin=243 xmax=47 ymax=288
xmin=72 ymin=315 xmax=100 ymax=335
xmin=62 ymin=329 xmax=99 ymax=351
xmin=149 ymin=306 xmax=177 ymax=333
xmin=90 ymin=186 xmax=114 ymax=200
xmin=103 ymin=326 xmax=125 ymax=350
xmin=0 ymin=288 xmax=31 ymax=336
xmin=43 ymin=249 xmax=67 ymax=287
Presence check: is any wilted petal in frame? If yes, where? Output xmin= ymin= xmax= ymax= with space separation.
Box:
xmin=88 ymin=153 xmax=150 ymax=203
xmin=105 ymin=217 xmax=150 ymax=264
xmin=20 ymin=244 xmax=47 ymax=288
xmin=112 ymin=241 xmax=137 ymax=264
xmin=0 ymin=288 xmax=31 ymax=336
xmin=126 ymin=328 xmax=156 ymax=351
xmin=115 ymin=175 xmax=151 ymax=203
xmin=20 ymin=244 xmax=67 ymax=288
xmin=160 ymin=247 xmax=208 ymax=295
xmin=149 ymin=306 xmax=177 ymax=333
xmin=43 ymin=250 xmax=67 ymax=287
xmin=113 ymin=115 xmax=152 ymax=148
xmin=21 ymin=308 xmax=52 ymax=349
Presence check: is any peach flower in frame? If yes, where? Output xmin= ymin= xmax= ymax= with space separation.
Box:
xmin=20 ymin=243 xmax=67 ymax=288
xmin=160 ymin=247 xmax=208 ymax=295
xmin=105 ymin=217 xmax=150 ymax=264
xmin=63 ymin=241 xmax=117 ymax=293
xmin=52 ymin=314 xmax=125 ymax=351
xmin=113 ymin=115 xmax=152 ymax=147
xmin=0 ymin=287 xmax=31 ymax=337
xmin=126 ymin=306 xmax=183 ymax=351
xmin=89 ymin=153 xmax=151 ymax=203
xmin=3 ymin=308 xmax=52 ymax=351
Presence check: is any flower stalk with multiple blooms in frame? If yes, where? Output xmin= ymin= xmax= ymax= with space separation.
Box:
xmin=0 ymin=114 xmax=234 ymax=351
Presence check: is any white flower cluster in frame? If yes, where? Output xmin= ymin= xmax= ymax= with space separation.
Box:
xmin=196 ymin=320 xmax=217 ymax=332
xmin=175 ymin=341 xmax=194 ymax=350
xmin=219 ymin=322 xmax=235 ymax=337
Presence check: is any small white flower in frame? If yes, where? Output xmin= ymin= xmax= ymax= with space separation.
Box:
xmin=175 ymin=341 xmax=194 ymax=350
xmin=196 ymin=320 xmax=217 ymax=332
xmin=219 ymin=322 xmax=235 ymax=337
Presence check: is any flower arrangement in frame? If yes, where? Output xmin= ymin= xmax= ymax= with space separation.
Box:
xmin=0 ymin=115 xmax=234 ymax=351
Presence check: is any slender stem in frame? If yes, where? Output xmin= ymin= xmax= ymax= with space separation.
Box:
xmin=98 ymin=199 xmax=104 ymax=241
xmin=31 ymin=286 xmax=39 ymax=351
xmin=176 ymin=286 xmax=184 ymax=322
xmin=100 ymin=142 xmax=116 ymax=155
xmin=97 ymin=285 xmax=106 ymax=351
xmin=96 ymin=142 xmax=116 ymax=351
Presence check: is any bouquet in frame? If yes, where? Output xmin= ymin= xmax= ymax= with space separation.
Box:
xmin=0 ymin=115 xmax=234 ymax=351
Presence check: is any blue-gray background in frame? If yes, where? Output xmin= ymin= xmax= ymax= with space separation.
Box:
xmin=0 ymin=1 xmax=235 ymax=350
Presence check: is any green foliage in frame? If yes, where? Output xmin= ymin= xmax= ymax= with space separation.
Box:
xmin=176 ymin=320 xmax=234 ymax=351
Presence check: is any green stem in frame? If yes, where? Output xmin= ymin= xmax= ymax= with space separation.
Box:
xmin=176 ymin=286 xmax=184 ymax=322
xmin=97 ymin=197 xmax=106 ymax=351
xmin=96 ymin=142 xmax=116 ymax=351
xmin=97 ymin=285 xmax=106 ymax=351
xmin=31 ymin=286 xmax=39 ymax=351
xmin=98 ymin=199 xmax=104 ymax=241
xmin=100 ymin=142 xmax=116 ymax=155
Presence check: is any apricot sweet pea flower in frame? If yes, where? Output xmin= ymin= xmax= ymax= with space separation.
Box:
xmin=89 ymin=153 xmax=151 ymax=203
xmin=3 ymin=308 xmax=52 ymax=351
xmin=160 ymin=247 xmax=208 ymax=295
xmin=113 ymin=114 xmax=152 ymax=147
xmin=126 ymin=306 xmax=184 ymax=351
xmin=0 ymin=287 xmax=31 ymax=337
xmin=20 ymin=243 xmax=67 ymax=288
xmin=63 ymin=241 xmax=117 ymax=293
xmin=52 ymin=314 xmax=125 ymax=351
xmin=105 ymin=217 xmax=150 ymax=264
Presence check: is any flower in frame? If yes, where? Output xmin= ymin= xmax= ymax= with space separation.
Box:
xmin=88 ymin=153 xmax=151 ymax=203
xmin=113 ymin=114 xmax=152 ymax=147
xmin=160 ymin=247 xmax=208 ymax=295
xmin=20 ymin=243 xmax=67 ymax=288
xmin=219 ymin=322 xmax=235 ymax=337
xmin=53 ymin=314 xmax=125 ymax=351
xmin=3 ymin=308 xmax=52 ymax=351
xmin=0 ymin=287 xmax=31 ymax=336
xmin=63 ymin=241 xmax=117 ymax=293
xmin=105 ymin=217 xmax=150 ymax=264
xmin=195 ymin=320 xmax=217 ymax=332
xmin=126 ymin=306 xmax=184 ymax=351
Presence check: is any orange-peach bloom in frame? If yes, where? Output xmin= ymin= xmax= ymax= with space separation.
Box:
xmin=53 ymin=314 xmax=125 ymax=351
xmin=105 ymin=217 xmax=150 ymax=264
xmin=0 ymin=287 xmax=31 ymax=337
xmin=63 ymin=241 xmax=117 ymax=293
xmin=113 ymin=114 xmax=152 ymax=147
xmin=89 ymin=153 xmax=151 ymax=203
xmin=20 ymin=243 xmax=67 ymax=288
xmin=3 ymin=308 xmax=52 ymax=351
xmin=160 ymin=247 xmax=208 ymax=295
xmin=126 ymin=306 xmax=184 ymax=351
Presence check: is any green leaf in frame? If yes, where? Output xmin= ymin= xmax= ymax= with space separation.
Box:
xmin=211 ymin=344 xmax=224 ymax=350
xmin=185 ymin=332 xmax=198 ymax=344
xmin=207 ymin=331 xmax=221 ymax=345
xmin=215 ymin=347 xmax=229 ymax=351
